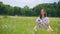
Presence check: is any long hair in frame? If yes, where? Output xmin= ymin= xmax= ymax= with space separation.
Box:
xmin=40 ymin=9 xmax=47 ymax=19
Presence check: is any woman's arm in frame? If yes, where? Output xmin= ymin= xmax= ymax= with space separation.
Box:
xmin=45 ymin=23 xmax=50 ymax=27
xmin=34 ymin=22 xmax=38 ymax=31
xmin=34 ymin=22 xmax=38 ymax=29
xmin=45 ymin=17 xmax=50 ymax=27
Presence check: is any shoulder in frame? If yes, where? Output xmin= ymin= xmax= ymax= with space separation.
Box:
xmin=45 ymin=17 xmax=49 ymax=20
xmin=36 ymin=17 xmax=41 ymax=22
xmin=36 ymin=17 xmax=40 ymax=21
xmin=45 ymin=17 xmax=49 ymax=19
xmin=36 ymin=17 xmax=40 ymax=20
xmin=45 ymin=17 xmax=50 ymax=23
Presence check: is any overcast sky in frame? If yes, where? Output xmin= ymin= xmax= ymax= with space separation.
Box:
xmin=0 ymin=0 xmax=59 ymax=8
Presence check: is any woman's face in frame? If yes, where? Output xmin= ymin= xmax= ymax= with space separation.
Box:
xmin=40 ymin=9 xmax=45 ymax=15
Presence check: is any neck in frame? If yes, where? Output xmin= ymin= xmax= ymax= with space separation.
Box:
xmin=42 ymin=15 xmax=45 ymax=18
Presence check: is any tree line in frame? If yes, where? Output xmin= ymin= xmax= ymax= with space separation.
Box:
xmin=0 ymin=1 xmax=60 ymax=17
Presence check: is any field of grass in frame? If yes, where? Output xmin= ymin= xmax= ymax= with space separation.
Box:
xmin=0 ymin=16 xmax=60 ymax=34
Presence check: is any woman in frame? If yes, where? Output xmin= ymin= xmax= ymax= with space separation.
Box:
xmin=34 ymin=9 xmax=53 ymax=31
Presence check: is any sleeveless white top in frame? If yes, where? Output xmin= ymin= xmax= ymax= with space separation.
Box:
xmin=36 ymin=17 xmax=50 ymax=24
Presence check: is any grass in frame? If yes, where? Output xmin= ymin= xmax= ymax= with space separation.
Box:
xmin=0 ymin=16 xmax=60 ymax=34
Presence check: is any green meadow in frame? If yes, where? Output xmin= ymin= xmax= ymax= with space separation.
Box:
xmin=0 ymin=16 xmax=60 ymax=34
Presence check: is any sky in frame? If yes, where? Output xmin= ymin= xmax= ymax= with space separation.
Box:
xmin=0 ymin=0 xmax=59 ymax=8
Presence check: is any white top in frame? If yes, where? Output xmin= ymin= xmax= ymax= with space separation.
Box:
xmin=36 ymin=17 xmax=50 ymax=24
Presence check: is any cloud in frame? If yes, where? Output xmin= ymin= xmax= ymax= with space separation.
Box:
xmin=0 ymin=0 xmax=59 ymax=8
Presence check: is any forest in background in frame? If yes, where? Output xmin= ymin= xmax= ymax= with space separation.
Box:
xmin=0 ymin=1 xmax=60 ymax=17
